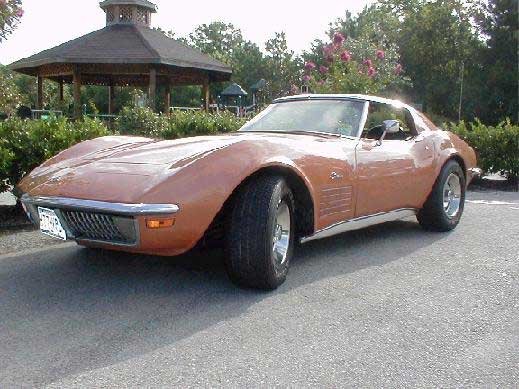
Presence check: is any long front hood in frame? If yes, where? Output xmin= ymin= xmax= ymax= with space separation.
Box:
xmin=78 ymin=136 xmax=241 ymax=166
xmin=20 ymin=135 xmax=242 ymax=203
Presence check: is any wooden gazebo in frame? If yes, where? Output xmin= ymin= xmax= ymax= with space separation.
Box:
xmin=9 ymin=0 xmax=232 ymax=117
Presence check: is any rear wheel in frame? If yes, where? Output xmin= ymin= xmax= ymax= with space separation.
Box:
xmin=417 ymin=160 xmax=466 ymax=231
xmin=225 ymin=175 xmax=294 ymax=290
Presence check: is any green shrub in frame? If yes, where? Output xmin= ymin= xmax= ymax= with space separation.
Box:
xmin=116 ymin=106 xmax=168 ymax=137
xmin=447 ymin=119 xmax=519 ymax=180
xmin=0 ymin=116 xmax=109 ymax=192
xmin=116 ymin=106 xmax=246 ymax=139
xmin=163 ymin=110 xmax=246 ymax=139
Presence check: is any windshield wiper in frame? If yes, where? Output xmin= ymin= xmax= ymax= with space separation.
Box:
xmin=247 ymin=130 xmax=344 ymax=139
xmin=285 ymin=130 xmax=344 ymax=138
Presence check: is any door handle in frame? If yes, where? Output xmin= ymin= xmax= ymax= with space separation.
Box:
xmin=414 ymin=135 xmax=425 ymax=143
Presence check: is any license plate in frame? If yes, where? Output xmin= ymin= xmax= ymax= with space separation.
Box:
xmin=38 ymin=207 xmax=67 ymax=241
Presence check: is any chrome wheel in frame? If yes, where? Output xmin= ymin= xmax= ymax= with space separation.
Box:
xmin=443 ymin=173 xmax=462 ymax=218
xmin=272 ymin=200 xmax=291 ymax=266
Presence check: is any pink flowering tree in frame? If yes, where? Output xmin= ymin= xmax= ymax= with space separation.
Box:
xmin=302 ymin=31 xmax=406 ymax=95
xmin=0 ymin=0 xmax=23 ymax=42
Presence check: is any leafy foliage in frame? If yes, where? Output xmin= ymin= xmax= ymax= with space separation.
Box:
xmin=303 ymin=31 xmax=406 ymax=95
xmin=447 ymin=119 xmax=519 ymax=179
xmin=115 ymin=106 xmax=169 ymax=137
xmin=263 ymin=32 xmax=302 ymax=99
xmin=115 ymin=107 xmax=246 ymax=139
xmin=0 ymin=0 xmax=23 ymax=42
xmin=378 ymin=0 xmax=486 ymax=120
xmin=0 ymin=116 xmax=109 ymax=192
xmin=163 ymin=110 xmax=246 ymax=139
xmin=472 ymin=0 xmax=518 ymax=124
xmin=0 ymin=65 xmax=23 ymax=116
xmin=188 ymin=22 xmax=298 ymax=101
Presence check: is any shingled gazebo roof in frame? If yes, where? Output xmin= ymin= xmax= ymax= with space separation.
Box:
xmin=99 ymin=0 xmax=157 ymax=11
xmin=10 ymin=24 xmax=231 ymax=85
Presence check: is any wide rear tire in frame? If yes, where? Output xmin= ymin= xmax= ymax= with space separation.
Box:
xmin=417 ymin=160 xmax=466 ymax=231
xmin=225 ymin=175 xmax=295 ymax=290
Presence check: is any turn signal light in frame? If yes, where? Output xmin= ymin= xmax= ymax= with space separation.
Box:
xmin=146 ymin=218 xmax=175 ymax=229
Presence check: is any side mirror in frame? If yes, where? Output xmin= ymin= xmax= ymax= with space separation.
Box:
xmin=377 ymin=120 xmax=400 ymax=145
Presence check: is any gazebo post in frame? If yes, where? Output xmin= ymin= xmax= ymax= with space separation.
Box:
xmin=164 ymin=80 xmax=171 ymax=115
xmin=36 ymin=75 xmax=44 ymax=110
xmin=58 ymin=79 xmax=64 ymax=103
xmin=202 ymin=78 xmax=210 ymax=111
xmin=149 ymin=68 xmax=157 ymax=112
xmin=108 ymin=84 xmax=115 ymax=115
xmin=73 ymin=67 xmax=82 ymax=119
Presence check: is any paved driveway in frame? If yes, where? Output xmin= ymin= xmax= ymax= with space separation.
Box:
xmin=0 ymin=191 xmax=518 ymax=387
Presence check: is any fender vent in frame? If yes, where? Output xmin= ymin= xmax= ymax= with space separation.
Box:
xmin=319 ymin=185 xmax=353 ymax=218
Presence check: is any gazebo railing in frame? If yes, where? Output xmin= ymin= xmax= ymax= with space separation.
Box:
xmin=86 ymin=113 xmax=118 ymax=120
xmin=170 ymin=106 xmax=203 ymax=112
xmin=31 ymin=110 xmax=63 ymax=120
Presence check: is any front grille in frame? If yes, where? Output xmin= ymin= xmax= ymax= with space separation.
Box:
xmin=61 ymin=210 xmax=137 ymax=245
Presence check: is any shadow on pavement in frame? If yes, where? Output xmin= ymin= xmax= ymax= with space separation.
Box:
xmin=0 ymin=220 xmax=445 ymax=386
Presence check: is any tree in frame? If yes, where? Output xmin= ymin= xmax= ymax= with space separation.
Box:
xmin=264 ymin=32 xmax=301 ymax=98
xmin=379 ymin=0 xmax=484 ymax=120
xmin=302 ymin=5 xmax=407 ymax=96
xmin=302 ymin=31 xmax=406 ymax=95
xmin=0 ymin=0 xmax=23 ymax=42
xmin=189 ymin=22 xmax=243 ymax=64
xmin=0 ymin=1 xmax=24 ymax=116
xmin=475 ymin=0 xmax=518 ymax=123
xmin=0 ymin=65 xmax=22 ymax=116
xmin=188 ymin=22 xmax=270 ymax=102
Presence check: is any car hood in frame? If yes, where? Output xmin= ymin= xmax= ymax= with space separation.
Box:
xmin=19 ymin=132 xmax=351 ymax=203
xmin=77 ymin=136 xmax=242 ymax=166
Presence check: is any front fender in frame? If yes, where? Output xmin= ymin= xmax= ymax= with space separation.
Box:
xmin=133 ymin=142 xmax=316 ymax=256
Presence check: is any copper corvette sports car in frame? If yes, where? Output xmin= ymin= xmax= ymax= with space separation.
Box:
xmin=17 ymin=95 xmax=481 ymax=289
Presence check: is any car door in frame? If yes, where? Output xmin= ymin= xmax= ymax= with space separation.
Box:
xmin=354 ymin=102 xmax=435 ymax=217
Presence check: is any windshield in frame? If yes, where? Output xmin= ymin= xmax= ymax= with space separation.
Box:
xmin=239 ymin=99 xmax=365 ymax=137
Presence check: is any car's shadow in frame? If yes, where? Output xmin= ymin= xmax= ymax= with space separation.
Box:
xmin=0 ymin=220 xmax=445 ymax=386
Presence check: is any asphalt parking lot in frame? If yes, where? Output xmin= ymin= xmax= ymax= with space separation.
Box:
xmin=0 ymin=190 xmax=518 ymax=387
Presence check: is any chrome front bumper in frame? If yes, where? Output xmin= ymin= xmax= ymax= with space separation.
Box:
xmin=20 ymin=194 xmax=180 ymax=216
xmin=19 ymin=194 xmax=180 ymax=247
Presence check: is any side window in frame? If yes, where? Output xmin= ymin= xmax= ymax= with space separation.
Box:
xmin=361 ymin=102 xmax=417 ymax=140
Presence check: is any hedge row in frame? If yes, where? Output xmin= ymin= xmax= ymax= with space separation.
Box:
xmin=116 ymin=107 xmax=246 ymax=139
xmin=0 ymin=109 xmax=247 ymax=192
xmin=446 ymin=119 xmax=518 ymax=180
xmin=0 ymin=116 xmax=109 ymax=193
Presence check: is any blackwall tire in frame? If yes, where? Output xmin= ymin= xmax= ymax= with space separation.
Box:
xmin=225 ymin=175 xmax=295 ymax=290
xmin=417 ymin=160 xmax=466 ymax=232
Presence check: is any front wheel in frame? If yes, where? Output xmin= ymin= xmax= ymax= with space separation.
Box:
xmin=417 ymin=160 xmax=466 ymax=231
xmin=225 ymin=175 xmax=295 ymax=290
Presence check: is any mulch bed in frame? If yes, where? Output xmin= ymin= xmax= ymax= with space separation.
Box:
xmin=0 ymin=204 xmax=33 ymax=231
xmin=469 ymin=176 xmax=518 ymax=192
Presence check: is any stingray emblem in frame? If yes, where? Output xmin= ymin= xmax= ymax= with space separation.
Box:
xmin=330 ymin=171 xmax=344 ymax=180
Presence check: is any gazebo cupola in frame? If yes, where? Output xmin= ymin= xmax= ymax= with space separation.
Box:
xmin=100 ymin=0 xmax=157 ymax=27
